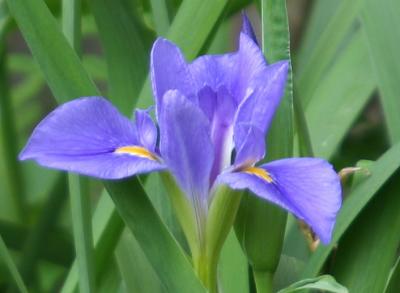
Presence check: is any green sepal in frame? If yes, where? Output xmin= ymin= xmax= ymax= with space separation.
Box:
xmin=159 ymin=172 xmax=200 ymax=260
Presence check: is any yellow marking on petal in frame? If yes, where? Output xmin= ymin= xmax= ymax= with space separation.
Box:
xmin=243 ymin=166 xmax=273 ymax=183
xmin=115 ymin=146 xmax=158 ymax=161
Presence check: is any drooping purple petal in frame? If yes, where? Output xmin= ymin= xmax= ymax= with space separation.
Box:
xmin=134 ymin=108 xmax=157 ymax=151
xmin=19 ymin=97 xmax=165 ymax=179
xmin=159 ymin=90 xmax=214 ymax=203
xmin=234 ymin=60 xmax=289 ymax=167
xmin=241 ymin=12 xmax=259 ymax=46
xmin=150 ymin=38 xmax=196 ymax=116
xmin=218 ymin=158 xmax=342 ymax=244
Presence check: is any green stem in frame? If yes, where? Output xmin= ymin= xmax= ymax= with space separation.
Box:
xmin=253 ymin=270 xmax=273 ymax=293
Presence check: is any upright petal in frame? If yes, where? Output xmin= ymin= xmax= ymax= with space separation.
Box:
xmin=218 ymin=158 xmax=342 ymax=243
xmin=134 ymin=108 xmax=157 ymax=151
xmin=234 ymin=60 xmax=289 ymax=166
xmin=232 ymin=33 xmax=268 ymax=104
xmin=241 ymin=12 xmax=259 ymax=45
xmin=198 ymin=86 xmax=237 ymax=183
xmin=150 ymin=38 xmax=196 ymax=116
xmin=159 ymin=90 xmax=214 ymax=203
xmin=19 ymin=97 xmax=165 ymax=179
xmin=189 ymin=53 xmax=237 ymax=93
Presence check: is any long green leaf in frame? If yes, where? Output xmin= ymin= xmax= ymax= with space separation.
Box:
xmin=105 ymin=178 xmax=205 ymax=293
xmin=62 ymin=1 xmax=96 ymax=292
xmin=302 ymin=142 xmax=400 ymax=277
xmin=362 ymin=0 xmax=400 ymax=144
xmin=89 ymin=0 xmax=154 ymax=114
xmin=296 ymin=0 xmax=365 ymax=106
xmin=0 ymin=234 xmax=28 ymax=293
xmin=7 ymin=0 xmax=99 ymax=102
xmin=301 ymin=31 xmax=375 ymax=159
xmin=385 ymin=255 xmax=400 ymax=293
xmin=115 ymin=230 xmax=163 ymax=292
xmin=330 ymin=172 xmax=400 ymax=293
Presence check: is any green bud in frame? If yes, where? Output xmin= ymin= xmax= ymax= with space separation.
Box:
xmin=235 ymin=192 xmax=287 ymax=273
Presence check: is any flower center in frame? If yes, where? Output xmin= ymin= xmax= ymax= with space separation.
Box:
xmin=115 ymin=146 xmax=158 ymax=161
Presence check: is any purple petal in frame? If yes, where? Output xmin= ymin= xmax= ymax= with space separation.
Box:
xmin=232 ymin=33 xmax=268 ymax=104
xmin=134 ymin=108 xmax=157 ymax=151
xmin=150 ymin=38 xmax=196 ymax=116
xmin=233 ymin=124 xmax=265 ymax=167
xmin=241 ymin=12 xmax=259 ymax=46
xmin=198 ymin=86 xmax=237 ymax=183
xmin=189 ymin=53 xmax=237 ymax=93
xmin=19 ymin=97 xmax=164 ymax=179
xmin=159 ymin=90 xmax=214 ymax=203
xmin=218 ymin=158 xmax=342 ymax=244
xmin=234 ymin=60 xmax=289 ymax=166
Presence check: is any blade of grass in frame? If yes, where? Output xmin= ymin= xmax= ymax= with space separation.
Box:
xmin=150 ymin=0 xmax=170 ymax=36
xmin=0 ymin=46 xmax=26 ymax=221
xmin=302 ymin=142 xmax=400 ymax=277
xmin=0 ymin=234 xmax=28 ymax=293
xmin=62 ymin=1 xmax=95 ymax=292
xmin=296 ymin=0 xmax=365 ymax=106
xmin=88 ymin=0 xmax=154 ymax=114
xmin=17 ymin=174 xmax=68 ymax=289
xmin=61 ymin=192 xmax=124 ymax=293
xmin=115 ymin=230 xmax=164 ymax=292
xmin=330 ymin=172 xmax=400 ymax=293
xmin=6 ymin=0 xmax=99 ymax=102
xmin=385 ymin=255 xmax=400 ymax=293
xmin=300 ymin=31 xmax=375 ymax=159
xmin=362 ymin=0 xmax=400 ymax=144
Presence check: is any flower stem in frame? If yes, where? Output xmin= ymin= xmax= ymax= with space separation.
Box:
xmin=253 ymin=270 xmax=274 ymax=293
xmin=194 ymin=251 xmax=218 ymax=293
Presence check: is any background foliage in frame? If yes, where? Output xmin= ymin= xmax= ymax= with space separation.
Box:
xmin=0 ymin=0 xmax=399 ymax=292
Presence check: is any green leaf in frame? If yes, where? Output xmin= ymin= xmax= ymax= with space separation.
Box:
xmin=116 ymin=230 xmax=163 ymax=293
xmin=7 ymin=0 xmax=99 ymax=102
xmin=89 ymin=0 xmax=154 ymax=114
xmin=219 ymin=231 xmax=249 ymax=293
xmin=61 ymin=192 xmax=124 ymax=293
xmin=300 ymin=31 xmax=375 ymax=159
xmin=278 ymin=275 xmax=348 ymax=293
xmin=385 ymin=255 xmax=400 ymax=293
xmin=302 ymin=142 xmax=400 ymax=277
xmin=150 ymin=0 xmax=170 ymax=36
xmin=104 ymin=178 xmax=206 ymax=293
xmin=362 ymin=0 xmax=400 ymax=144
xmin=330 ymin=172 xmax=400 ymax=293
xmin=296 ymin=0 xmax=366 ymax=106
xmin=0 ymin=233 xmax=28 ymax=293
xmin=68 ymin=175 xmax=95 ymax=293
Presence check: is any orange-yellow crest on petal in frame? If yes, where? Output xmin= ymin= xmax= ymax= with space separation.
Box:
xmin=115 ymin=146 xmax=158 ymax=161
xmin=242 ymin=166 xmax=273 ymax=183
